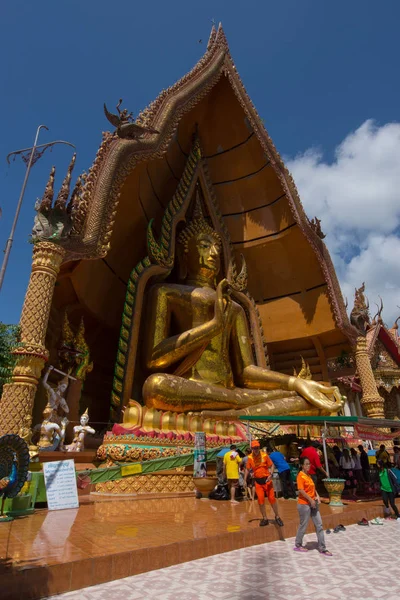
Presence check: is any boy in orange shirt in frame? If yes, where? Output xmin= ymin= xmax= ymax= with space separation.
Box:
xmin=244 ymin=440 xmax=284 ymax=527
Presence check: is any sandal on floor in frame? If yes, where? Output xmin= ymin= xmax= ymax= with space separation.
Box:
xmin=338 ymin=524 xmax=346 ymax=531
xmin=319 ymin=549 xmax=333 ymax=557
xmin=294 ymin=546 xmax=308 ymax=552
xmin=333 ymin=526 xmax=340 ymax=533
xmin=326 ymin=529 xmax=331 ymax=534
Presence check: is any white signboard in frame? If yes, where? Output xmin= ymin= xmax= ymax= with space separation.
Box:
xmin=43 ymin=459 xmax=79 ymax=510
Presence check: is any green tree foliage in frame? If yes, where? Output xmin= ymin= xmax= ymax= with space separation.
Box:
xmin=0 ymin=323 xmax=20 ymax=396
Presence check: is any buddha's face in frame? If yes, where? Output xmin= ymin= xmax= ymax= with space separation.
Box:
xmin=186 ymin=233 xmax=220 ymax=277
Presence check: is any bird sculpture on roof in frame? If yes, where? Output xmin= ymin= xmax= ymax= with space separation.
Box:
xmin=103 ymin=99 xmax=159 ymax=139
xmin=0 ymin=434 xmax=30 ymax=521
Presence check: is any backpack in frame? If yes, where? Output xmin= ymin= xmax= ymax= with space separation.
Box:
xmin=388 ymin=469 xmax=400 ymax=496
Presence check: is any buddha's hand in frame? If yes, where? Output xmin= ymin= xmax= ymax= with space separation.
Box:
xmin=291 ymin=378 xmax=344 ymax=412
xmin=214 ymin=278 xmax=231 ymax=328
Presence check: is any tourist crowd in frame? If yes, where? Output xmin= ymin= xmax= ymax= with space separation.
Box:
xmin=219 ymin=439 xmax=400 ymax=557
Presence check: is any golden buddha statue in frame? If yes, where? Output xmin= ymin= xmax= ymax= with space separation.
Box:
xmin=142 ymin=201 xmax=344 ymax=418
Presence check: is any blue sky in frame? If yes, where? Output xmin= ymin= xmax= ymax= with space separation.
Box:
xmin=1 ymin=0 xmax=400 ymax=324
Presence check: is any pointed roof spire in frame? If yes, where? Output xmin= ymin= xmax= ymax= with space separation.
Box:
xmin=39 ymin=166 xmax=55 ymax=212
xmin=67 ymin=174 xmax=83 ymax=215
xmin=389 ymin=315 xmax=400 ymax=346
xmin=54 ymin=153 xmax=76 ymax=210
xmin=215 ymin=22 xmax=229 ymax=50
xmin=207 ymin=23 xmax=217 ymax=49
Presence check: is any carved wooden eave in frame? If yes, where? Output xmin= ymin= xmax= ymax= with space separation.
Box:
xmin=61 ymin=24 xmax=353 ymax=343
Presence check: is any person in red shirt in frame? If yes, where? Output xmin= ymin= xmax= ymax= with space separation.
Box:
xmin=300 ymin=442 xmax=327 ymax=485
xmin=244 ymin=440 xmax=284 ymax=527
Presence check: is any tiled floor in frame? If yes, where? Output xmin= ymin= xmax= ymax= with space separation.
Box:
xmin=0 ymin=496 xmax=386 ymax=599
xmin=50 ymin=521 xmax=400 ymax=600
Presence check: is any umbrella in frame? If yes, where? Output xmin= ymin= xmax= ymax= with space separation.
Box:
xmin=216 ymin=448 xmax=231 ymax=457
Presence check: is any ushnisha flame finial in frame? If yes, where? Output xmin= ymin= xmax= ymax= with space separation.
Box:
xmin=350 ymin=282 xmax=370 ymax=336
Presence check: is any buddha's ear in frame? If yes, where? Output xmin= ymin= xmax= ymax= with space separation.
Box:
xmin=177 ymin=243 xmax=188 ymax=280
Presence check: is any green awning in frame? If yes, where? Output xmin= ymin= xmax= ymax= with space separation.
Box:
xmin=238 ymin=415 xmax=400 ymax=429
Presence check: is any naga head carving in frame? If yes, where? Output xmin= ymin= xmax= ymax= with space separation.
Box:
xmin=350 ymin=282 xmax=370 ymax=336
xmin=31 ymin=155 xmax=78 ymax=244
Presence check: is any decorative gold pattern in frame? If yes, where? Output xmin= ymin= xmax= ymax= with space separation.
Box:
xmin=355 ymin=335 xmax=385 ymax=419
xmin=111 ymin=137 xmax=204 ymax=420
xmin=0 ymin=242 xmax=65 ymax=435
xmin=97 ymin=443 xmax=192 ymax=462
xmin=323 ymin=478 xmax=345 ymax=506
xmin=59 ymin=315 xmax=93 ymax=381
xmin=94 ymin=473 xmax=195 ymax=495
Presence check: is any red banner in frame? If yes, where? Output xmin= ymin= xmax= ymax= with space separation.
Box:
xmin=355 ymin=425 xmax=400 ymax=441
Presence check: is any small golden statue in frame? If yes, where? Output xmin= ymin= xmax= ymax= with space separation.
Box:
xmin=35 ymin=405 xmax=68 ymax=451
xmin=66 ymin=408 xmax=95 ymax=452
xmin=142 ymin=200 xmax=344 ymax=418
xmin=18 ymin=415 xmax=39 ymax=461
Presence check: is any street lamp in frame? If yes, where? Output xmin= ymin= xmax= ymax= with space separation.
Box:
xmin=0 ymin=125 xmax=75 ymax=292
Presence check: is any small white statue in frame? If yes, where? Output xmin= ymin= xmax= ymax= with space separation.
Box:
xmin=66 ymin=409 xmax=95 ymax=452
xmin=42 ymin=366 xmax=70 ymax=416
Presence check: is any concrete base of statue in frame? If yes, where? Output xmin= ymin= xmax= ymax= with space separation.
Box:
xmin=193 ymin=476 xmax=218 ymax=496
xmin=323 ymin=478 xmax=346 ymax=506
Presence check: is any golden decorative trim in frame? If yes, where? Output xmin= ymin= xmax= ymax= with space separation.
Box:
xmin=94 ymin=473 xmax=195 ymax=495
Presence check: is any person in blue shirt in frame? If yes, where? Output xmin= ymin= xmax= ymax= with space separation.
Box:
xmin=269 ymin=446 xmax=296 ymax=499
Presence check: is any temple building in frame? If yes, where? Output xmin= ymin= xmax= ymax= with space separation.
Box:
xmin=333 ymin=292 xmax=400 ymax=420
xmin=0 ymin=25 xmax=359 ymax=437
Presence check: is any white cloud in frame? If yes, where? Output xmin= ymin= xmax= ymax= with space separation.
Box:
xmin=287 ymin=119 xmax=400 ymax=327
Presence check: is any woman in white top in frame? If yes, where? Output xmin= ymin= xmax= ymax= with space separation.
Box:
xmin=351 ymin=447 xmax=364 ymax=491
xmin=340 ymin=448 xmax=357 ymax=497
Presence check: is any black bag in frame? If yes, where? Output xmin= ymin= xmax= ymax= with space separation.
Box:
xmin=209 ymin=484 xmax=229 ymax=501
xmin=255 ymin=477 xmax=267 ymax=485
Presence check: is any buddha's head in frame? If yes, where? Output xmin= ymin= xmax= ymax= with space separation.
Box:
xmin=177 ymin=197 xmax=221 ymax=284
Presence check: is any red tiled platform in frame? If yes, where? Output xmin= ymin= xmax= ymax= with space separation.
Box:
xmin=0 ymin=495 xmax=385 ymax=599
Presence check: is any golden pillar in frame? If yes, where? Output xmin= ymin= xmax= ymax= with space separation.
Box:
xmin=354 ymin=335 xmax=385 ymax=419
xmin=0 ymin=242 xmax=65 ymax=435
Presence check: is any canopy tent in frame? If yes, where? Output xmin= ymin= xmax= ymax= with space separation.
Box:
xmin=238 ymin=415 xmax=400 ymax=428
xmin=238 ymin=415 xmax=400 ymax=477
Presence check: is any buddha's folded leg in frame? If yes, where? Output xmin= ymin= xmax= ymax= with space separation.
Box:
xmin=143 ymin=373 xmax=314 ymax=414
xmin=201 ymin=397 xmax=324 ymax=421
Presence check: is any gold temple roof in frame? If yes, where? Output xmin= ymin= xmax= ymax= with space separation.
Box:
xmin=52 ymin=25 xmax=354 ymax=400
